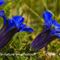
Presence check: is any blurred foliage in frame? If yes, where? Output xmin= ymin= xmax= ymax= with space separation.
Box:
xmin=0 ymin=0 xmax=60 ymax=60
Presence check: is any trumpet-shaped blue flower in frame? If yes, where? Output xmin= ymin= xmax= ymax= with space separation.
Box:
xmin=0 ymin=10 xmax=33 ymax=33
xmin=43 ymin=10 xmax=60 ymax=38
xmin=0 ymin=10 xmax=33 ymax=49
xmin=31 ymin=10 xmax=60 ymax=51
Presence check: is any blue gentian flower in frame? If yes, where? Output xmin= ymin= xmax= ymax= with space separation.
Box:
xmin=0 ymin=10 xmax=33 ymax=49
xmin=43 ymin=11 xmax=60 ymax=38
xmin=0 ymin=0 xmax=5 ymax=6
xmin=31 ymin=10 xmax=60 ymax=51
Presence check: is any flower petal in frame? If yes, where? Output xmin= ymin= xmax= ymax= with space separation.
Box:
xmin=12 ymin=16 xmax=24 ymax=29
xmin=43 ymin=10 xmax=53 ymax=28
xmin=0 ymin=10 xmax=8 ymax=26
xmin=50 ymin=29 xmax=60 ymax=38
xmin=7 ymin=19 xmax=15 ymax=28
xmin=0 ymin=0 xmax=5 ymax=6
xmin=52 ymin=19 xmax=60 ymax=29
xmin=0 ymin=10 xmax=5 ymax=17
xmin=20 ymin=25 xmax=33 ymax=32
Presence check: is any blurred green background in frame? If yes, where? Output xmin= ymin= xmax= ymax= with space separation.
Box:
xmin=0 ymin=0 xmax=60 ymax=60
